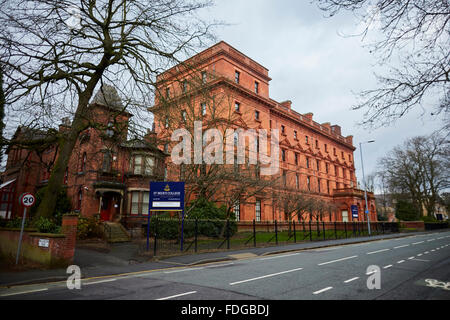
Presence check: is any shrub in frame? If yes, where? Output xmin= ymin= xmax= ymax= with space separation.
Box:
xmin=32 ymin=216 xmax=60 ymax=233
xmin=5 ymin=217 xmax=30 ymax=229
xmin=77 ymin=216 xmax=103 ymax=239
xmin=30 ymin=186 xmax=72 ymax=224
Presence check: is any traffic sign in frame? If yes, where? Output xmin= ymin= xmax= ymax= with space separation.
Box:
xmin=20 ymin=193 xmax=36 ymax=207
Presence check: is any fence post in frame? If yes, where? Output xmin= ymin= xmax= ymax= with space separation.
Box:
xmin=344 ymin=221 xmax=347 ymax=238
xmin=195 ymin=218 xmax=198 ymax=253
xmin=317 ymin=221 xmax=320 ymax=237
xmin=226 ymin=219 xmax=230 ymax=250
xmin=293 ymin=220 xmax=297 ymax=243
xmin=153 ymin=218 xmax=158 ymax=257
xmin=334 ymin=221 xmax=337 ymax=240
xmin=253 ymin=219 xmax=256 ymax=247
xmin=309 ymin=221 xmax=312 ymax=241
xmin=382 ymin=222 xmax=385 ymax=234
xmin=275 ymin=220 xmax=278 ymax=245
xmin=322 ymin=222 xmax=326 ymax=241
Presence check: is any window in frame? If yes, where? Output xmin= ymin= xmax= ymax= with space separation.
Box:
xmin=181 ymin=110 xmax=187 ymax=122
xmin=294 ymin=130 xmax=297 ymax=140
xmin=325 ymin=144 xmax=328 ymax=152
xmin=318 ymin=178 xmax=321 ymax=193
xmin=307 ymin=177 xmax=311 ymax=191
xmin=333 ymin=147 xmax=337 ymax=156
xmin=235 ymin=102 xmax=240 ymax=112
xmin=343 ymin=168 xmax=347 ymax=179
xmin=315 ymin=140 xmax=319 ymax=149
xmin=234 ymin=200 xmax=240 ymax=221
xmin=327 ymin=180 xmax=330 ymax=194
xmin=142 ymin=193 xmax=149 ymax=215
xmin=165 ymin=87 xmax=170 ymax=99
xmin=341 ymin=210 xmax=349 ymax=222
xmin=102 ymin=151 xmax=112 ymax=173
xmin=133 ymin=155 xmax=142 ymax=175
xmin=282 ymin=170 xmax=287 ymax=186
xmin=77 ymin=188 xmax=83 ymax=211
xmin=255 ymin=110 xmax=260 ymax=121
xmin=306 ymin=157 xmax=310 ymax=168
xmin=144 ymin=157 xmax=154 ymax=176
xmin=131 ymin=192 xmax=139 ymax=215
xmin=316 ymin=159 xmax=320 ymax=171
xmin=80 ymin=152 xmax=87 ymax=173
xmin=348 ymin=154 xmax=352 ymax=162
xmin=325 ymin=162 xmax=329 ymax=173
xmin=334 ymin=165 xmax=338 ymax=177
xmin=201 ymin=102 xmax=207 ymax=116
xmin=305 ymin=136 xmax=309 ymax=144
xmin=201 ymin=71 xmax=207 ymax=84
xmin=165 ymin=116 xmax=169 ymax=128
xmin=281 ymin=149 xmax=286 ymax=162
xmin=235 ymin=71 xmax=240 ymax=84
xmin=106 ymin=121 xmax=114 ymax=138
xmin=255 ymin=200 xmax=261 ymax=222
xmin=182 ymin=80 xmax=188 ymax=93
xmin=341 ymin=151 xmax=344 ymax=159
xmin=295 ymin=174 xmax=299 ymax=189
xmin=294 ymin=153 xmax=298 ymax=165
xmin=64 ymin=167 xmax=68 ymax=185
xmin=281 ymin=125 xmax=285 ymax=134
xmin=255 ymin=81 xmax=259 ymax=94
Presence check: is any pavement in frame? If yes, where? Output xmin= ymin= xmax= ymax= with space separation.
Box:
xmin=0 ymin=229 xmax=448 ymax=288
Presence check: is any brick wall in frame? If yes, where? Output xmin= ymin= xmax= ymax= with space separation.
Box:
xmin=0 ymin=214 xmax=78 ymax=267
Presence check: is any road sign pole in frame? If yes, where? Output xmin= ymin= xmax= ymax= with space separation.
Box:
xmin=15 ymin=207 xmax=27 ymax=265
xmin=180 ymin=208 xmax=185 ymax=252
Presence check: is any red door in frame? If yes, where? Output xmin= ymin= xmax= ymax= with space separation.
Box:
xmin=100 ymin=196 xmax=112 ymax=221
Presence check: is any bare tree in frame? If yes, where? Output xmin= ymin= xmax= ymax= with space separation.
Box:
xmin=0 ymin=0 xmax=217 ymax=218
xmin=377 ymin=131 xmax=450 ymax=217
xmin=316 ymin=0 xmax=450 ymax=127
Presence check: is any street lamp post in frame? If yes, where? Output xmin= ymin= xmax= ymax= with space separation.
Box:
xmin=359 ymin=140 xmax=375 ymax=236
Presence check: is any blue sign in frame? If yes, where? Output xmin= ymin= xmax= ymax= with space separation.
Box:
xmin=147 ymin=182 xmax=185 ymax=252
xmin=351 ymin=205 xmax=359 ymax=219
xmin=149 ymin=182 xmax=185 ymax=211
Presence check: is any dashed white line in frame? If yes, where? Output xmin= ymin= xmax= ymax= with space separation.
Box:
xmin=394 ymin=244 xmax=409 ymax=249
xmin=344 ymin=277 xmax=359 ymax=283
xmin=383 ymin=265 xmax=393 ymax=269
xmin=83 ymin=278 xmax=117 ymax=286
xmin=313 ymin=287 xmax=333 ymax=295
xmin=318 ymin=255 xmax=358 ymax=266
xmin=397 ymin=260 xmax=405 ymax=264
xmin=408 ymin=257 xmax=415 ymax=260
xmin=156 ymin=291 xmax=197 ymax=300
xmin=230 ymin=267 xmax=304 ymax=286
xmin=367 ymin=249 xmax=390 ymax=255
xmin=412 ymin=241 xmax=424 ymax=245
xmin=0 ymin=288 xmax=48 ymax=297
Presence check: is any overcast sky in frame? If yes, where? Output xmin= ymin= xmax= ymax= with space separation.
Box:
xmin=201 ymin=0 xmax=445 ymax=190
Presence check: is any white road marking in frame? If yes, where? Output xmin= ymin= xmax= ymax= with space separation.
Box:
xmin=164 ymin=267 xmax=204 ymax=274
xmin=424 ymin=251 xmax=429 ymax=254
xmin=205 ymin=263 xmax=235 ymax=268
xmin=313 ymin=287 xmax=333 ymax=295
xmin=394 ymin=245 xmax=409 ymax=249
xmin=318 ymin=255 xmax=358 ymax=266
xmin=344 ymin=277 xmax=359 ymax=283
xmin=0 ymin=288 xmax=48 ymax=297
xmin=367 ymin=249 xmax=390 ymax=255
xmin=383 ymin=265 xmax=393 ymax=269
xmin=412 ymin=241 xmax=424 ymax=245
xmin=417 ymin=254 xmax=423 ymax=257
xmin=156 ymin=291 xmax=197 ymax=300
xmin=427 ymin=239 xmax=435 ymax=242
xmin=408 ymin=257 xmax=415 ymax=260
xmin=230 ymin=267 xmax=303 ymax=286
xmin=83 ymin=279 xmax=117 ymax=286
xmin=259 ymin=253 xmax=300 ymax=261
xmin=397 ymin=260 xmax=405 ymax=264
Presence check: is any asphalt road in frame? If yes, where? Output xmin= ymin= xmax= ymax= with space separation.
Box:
xmin=1 ymin=231 xmax=449 ymax=301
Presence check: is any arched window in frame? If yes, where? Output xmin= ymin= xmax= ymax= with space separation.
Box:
xmin=80 ymin=152 xmax=87 ymax=172
xmin=77 ymin=188 xmax=83 ymax=211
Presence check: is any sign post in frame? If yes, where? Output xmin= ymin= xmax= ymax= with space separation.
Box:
xmin=147 ymin=182 xmax=185 ymax=252
xmin=16 ymin=193 xmax=36 ymax=265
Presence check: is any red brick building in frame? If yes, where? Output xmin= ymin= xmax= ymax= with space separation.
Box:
xmin=0 ymin=85 xmax=166 ymax=222
xmin=152 ymin=41 xmax=376 ymax=222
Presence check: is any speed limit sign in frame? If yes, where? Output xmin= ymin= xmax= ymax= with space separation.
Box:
xmin=20 ymin=193 xmax=36 ymax=207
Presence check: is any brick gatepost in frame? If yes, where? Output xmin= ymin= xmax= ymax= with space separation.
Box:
xmin=61 ymin=213 xmax=79 ymax=263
